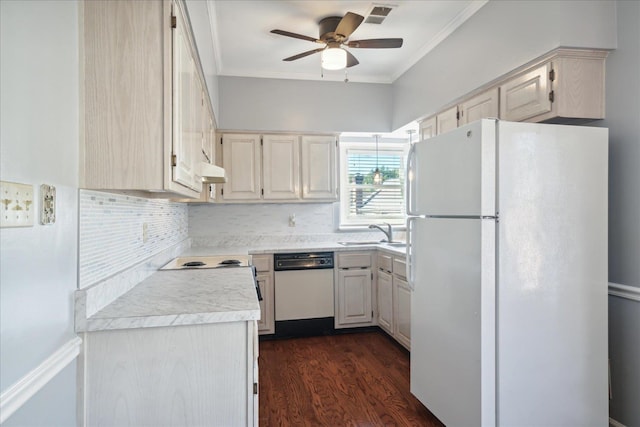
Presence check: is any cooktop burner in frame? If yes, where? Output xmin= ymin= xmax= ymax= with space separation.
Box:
xmin=182 ymin=261 xmax=206 ymax=267
xmin=219 ymin=259 xmax=242 ymax=265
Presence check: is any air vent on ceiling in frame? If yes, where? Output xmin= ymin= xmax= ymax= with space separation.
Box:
xmin=365 ymin=4 xmax=395 ymax=24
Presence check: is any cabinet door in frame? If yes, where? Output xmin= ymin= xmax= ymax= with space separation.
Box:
xmin=221 ymin=134 xmax=262 ymax=200
xmin=172 ymin=5 xmax=199 ymax=192
xmin=419 ymin=116 xmax=436 ymax=140
xmin=377 ymin=270 xmax=393 ymax=334
xmin=393 ymin=276 xmax=411 ymax=350
xmin=300 ymin=135 xmax=337 ymax=200
xmin=262 ymin=134 xmax=300 ymax=200
xmin=337 ymin=268 xmax=373 ymax=325
xmin=436 ymin=106 xmax=458 ymax=135
xmin=459 ymin=87 xmax=499 ymax=125
xmin=256 ymin=273 xmax=274 ymax=334
xmin=500 ymin=62 xmax=552 ymax=122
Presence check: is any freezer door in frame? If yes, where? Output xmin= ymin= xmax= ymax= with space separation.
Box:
xmin=412 ymin=119 xmax=496 ymax=217
xmin=410 ymin=217 xmax=496 ymax=427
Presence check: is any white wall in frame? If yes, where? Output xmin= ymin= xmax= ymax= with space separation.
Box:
xmin=391 ymin=0 xmax=618 ymax=129
xmin=0 ymin=1 xmax=79 ymax=425
xmin=218 ymin=76 xmax=392 ymax=133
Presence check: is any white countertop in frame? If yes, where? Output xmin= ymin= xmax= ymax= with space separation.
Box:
xmin=83 ymin=267 xmax=260 ymax=332
xmin=79 ymin=241 xmax=405 ymax=333
xmin=182 ymin=241 xmax=407 ymax=257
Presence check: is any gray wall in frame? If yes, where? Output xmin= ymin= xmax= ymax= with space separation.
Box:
xmin=0 ymin=0 xmax=79 ymax=425
xmin=391 ymin=0 xmax=617 ymax=129
xmin=597 ymin=1 xmax=640 ymax=425
xmin=218 ymin=76 xmax=392 ymax=133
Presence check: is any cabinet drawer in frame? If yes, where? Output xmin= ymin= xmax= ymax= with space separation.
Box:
xmin=337 ymin=252 xmax=371 ymax=269
xmin=252 ymin=255 xmax=272 ymax=272
xmin=377 ymin=253 xmax=392 ymax=273
xmin=392 ymin=256 xmax=407 ymax=280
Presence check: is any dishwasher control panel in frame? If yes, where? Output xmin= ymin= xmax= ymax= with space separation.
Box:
xmin=274 ymin=252 xmax=334 ymax=271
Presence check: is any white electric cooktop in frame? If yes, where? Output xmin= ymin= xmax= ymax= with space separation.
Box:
xmin=160 ymin=255 xmax=251 ymax=270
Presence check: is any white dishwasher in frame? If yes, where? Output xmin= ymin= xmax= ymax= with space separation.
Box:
xmin=273 ymin=252 xmax=335 ymax=337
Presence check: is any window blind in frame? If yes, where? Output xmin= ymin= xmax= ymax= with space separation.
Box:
xmin=344 ymin=149 xmax=406 ymax=224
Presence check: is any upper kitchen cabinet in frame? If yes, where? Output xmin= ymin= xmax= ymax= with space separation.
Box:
xmin=459 ymin=87 xmax=499 ymax=126
xmin=81 ymin=0 xmax=212 ymax=198
xmin=221 ymin=134 xmax=262 ymax=201
xmin=436 ymin=106 xmax=459 ymax=135
xmin=418 ymin=116 xmax=437 ymax=140
xmin=220 ymin=133 xmax=337 ymax=203
xmin=262 ymin=134 xmax=300 ymax=200
xmin=300 ymin=135 xmax=337 ymax=201
xmin=500 ymin=48 xmax=607 ymax=123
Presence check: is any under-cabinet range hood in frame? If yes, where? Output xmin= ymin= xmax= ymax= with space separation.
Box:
xmin=200 ymin=162 xmax=227 ymax=183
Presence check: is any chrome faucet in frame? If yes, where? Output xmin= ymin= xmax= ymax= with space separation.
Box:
xmin=369 ymin=223 xmax=393 ymax=243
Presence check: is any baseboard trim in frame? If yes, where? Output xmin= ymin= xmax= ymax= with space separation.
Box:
xmin=610 ymin=417 xmax=627 ymax=427
xmin=608 ymin=282 xmax=640 ymax=302
xmin=0 ymin=336 xmax=82 ymax=423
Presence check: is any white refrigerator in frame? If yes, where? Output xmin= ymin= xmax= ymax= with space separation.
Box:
xmin=406 ymin=119 xmax=608 ymax=426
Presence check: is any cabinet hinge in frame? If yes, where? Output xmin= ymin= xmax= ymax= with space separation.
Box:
xmin=171 ymin=154 xmax=177 ymax=167
xmin=549 ymin=69 xmax=556 ymax=81
xmin=171 ymin=16 xmax=177 ymax=29
xmin=261 ymin=189 xmax=264 ymax=195
xmin=260 ymin=138 xmax=263 ymax=146
xmin=456 ymin=111 xmax=460 ymax=120
xmin=221 ymin=188 xmax=224 ymax=196
xmin=253 ymin=382 xmax=258 ymax=395
xmin=371 ymin=272 xmax=373 ymax=280
xmin=220 ymin=137 xmax=223 ymax=145
xmin=549 ymin=90 xmax=555 ymax=103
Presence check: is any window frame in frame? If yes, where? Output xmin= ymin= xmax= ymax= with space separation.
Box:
xmin=338 ymin=139 xmax=409 ymax=229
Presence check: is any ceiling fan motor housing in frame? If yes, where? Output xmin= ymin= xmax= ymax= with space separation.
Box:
xmin=319 ymin=16 xmax=345 ymax=41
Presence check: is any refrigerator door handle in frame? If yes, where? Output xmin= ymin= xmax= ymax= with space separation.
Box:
xmin=407 ymin=216 xmax=417 ymax=290
xmin=406 ymin=142 xmax=418 ymax=216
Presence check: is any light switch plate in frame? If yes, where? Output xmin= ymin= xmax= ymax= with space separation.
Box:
xmin=0 ymin=181 xmax=35 ymax=227
xmin=40 ymin=184 xmax=56 ymax=225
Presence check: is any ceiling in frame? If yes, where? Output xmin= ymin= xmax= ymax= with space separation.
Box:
xmin=206 ymin=1 xmax=488 ymax=84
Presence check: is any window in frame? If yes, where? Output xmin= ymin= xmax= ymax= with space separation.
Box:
xmin=339 ymin=139 xmax=409 ymax=227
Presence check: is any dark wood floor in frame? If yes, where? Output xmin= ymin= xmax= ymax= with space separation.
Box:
xmin=258 ymin=331 xmax=444 ymax=427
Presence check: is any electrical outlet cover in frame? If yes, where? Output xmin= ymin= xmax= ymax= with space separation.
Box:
xmin=0 ymin=181 xmax=35 ymax=227
xmin=40 ymin=184 xmax=56 ymax=225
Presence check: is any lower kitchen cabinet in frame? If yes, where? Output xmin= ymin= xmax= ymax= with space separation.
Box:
xmin=336 ymin=269 xmax=373 ymax=325
xmin=393 ymin=276 xmax=411 ymax=350
xmin=80 ymin=321 xmax=258 ymax=426
xmin=252 ymin=254 xmax=275 ymax=335
xmin=377 ymin=269 xmax=393 ymax=334
xmin=377 ymin=251 xmax=411 ymax=350
xmin=335 ymin=251 xmax=375 ymax=329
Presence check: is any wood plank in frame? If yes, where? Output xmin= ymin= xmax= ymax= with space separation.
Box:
xmin=259 ymin=331 xmax=444 ymax=426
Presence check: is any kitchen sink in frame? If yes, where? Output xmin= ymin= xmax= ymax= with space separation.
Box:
xmin=383 ymin=242 xmax=407 ymax=248
xmin=337 ymin=241 xmax=381 ymax=246
xmin=337 ymin=241 xmax=406 ymax=248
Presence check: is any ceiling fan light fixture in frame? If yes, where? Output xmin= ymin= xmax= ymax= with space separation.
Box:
xmin=321 ymin=47 xmax=347 ymax=70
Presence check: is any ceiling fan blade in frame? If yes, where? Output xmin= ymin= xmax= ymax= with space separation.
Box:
xmin=335 ymin=12 xmax=364 ymax=38
xmin=347 ymin=38 xmax=404 ymax=49
xmin=345 ymin=50 xmax=359 ymax=68
xmin=271 ymin=29 xmax=320 ymax=43
xmin=283 ymin=48 xmax=325 ymax=62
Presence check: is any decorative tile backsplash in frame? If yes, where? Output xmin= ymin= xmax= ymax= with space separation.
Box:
xmin=79 ymin=190 xmax=188 ymax=288
xmin=188 ymin=203 xmax=403 ymax=247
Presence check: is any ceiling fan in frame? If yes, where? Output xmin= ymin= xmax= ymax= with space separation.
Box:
xmin=270 ymin=12 xmax=403 ymax=70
